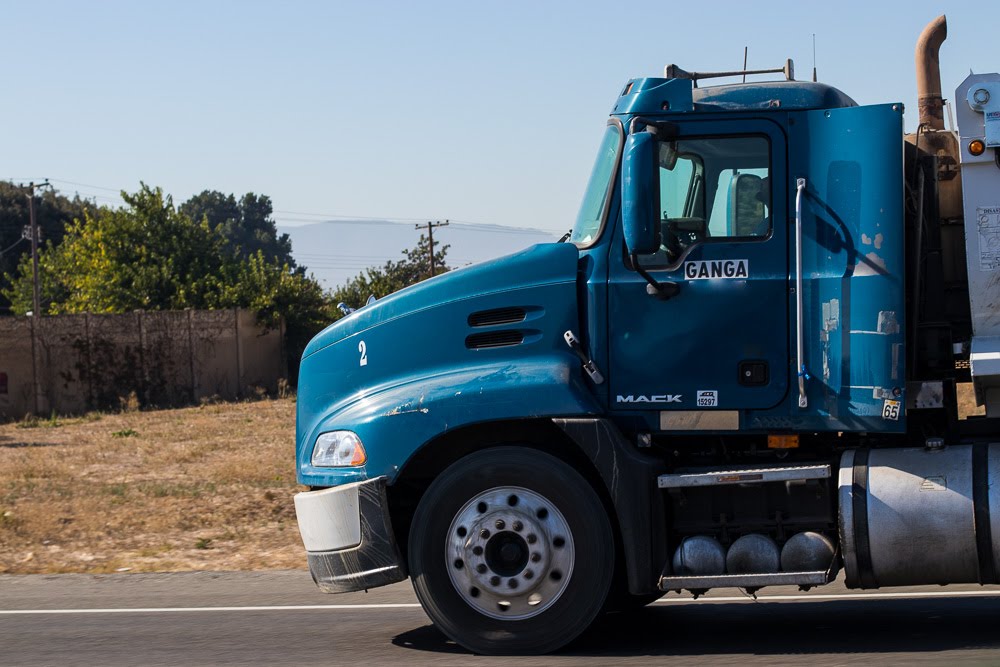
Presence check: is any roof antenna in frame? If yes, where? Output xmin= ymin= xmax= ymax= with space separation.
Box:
xmin=742 ymin=47 xmax=748 ymax=83
xmin=812 ymin=34 xmax=818 ymax=82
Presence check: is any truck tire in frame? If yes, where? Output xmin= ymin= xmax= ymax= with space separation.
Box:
xmin=408 ymin=446 xmax=614 ymax=655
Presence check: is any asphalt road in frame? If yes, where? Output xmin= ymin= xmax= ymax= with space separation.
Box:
xmin=3 ymin=570 xmax=1000 ymax=666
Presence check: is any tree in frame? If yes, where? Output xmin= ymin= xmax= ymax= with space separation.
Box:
xmin=4 ymin=184 xmax=235 ymax=314
xmin=0 ymin=182 xmax=95 ymax=313
xmin=179 ymin=190 xmax=297 ymax=269
xmin=219 ymin=251 xmax=333 ymax=377
xmin=330 ymin=234 xmax=450 ymax=316
xmin=3 ymin=184 xmax=331 ymax=385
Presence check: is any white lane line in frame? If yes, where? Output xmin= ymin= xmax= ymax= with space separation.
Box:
xmin=0 ymin=603 xmax=423 ymax=615
xmin=2 ymin=590 xmax=1000 ymax=615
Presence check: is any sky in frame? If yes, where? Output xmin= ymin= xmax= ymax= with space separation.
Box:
xmin=2 ymin=0 xmax=995 ymax=248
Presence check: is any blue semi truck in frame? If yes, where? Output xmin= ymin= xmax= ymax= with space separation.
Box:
xmin=294 ymin=16 xmax=1000 ymax=654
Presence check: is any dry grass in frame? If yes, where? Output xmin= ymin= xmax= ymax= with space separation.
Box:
xmin=0 ymin=398 xmax=304 ymax=575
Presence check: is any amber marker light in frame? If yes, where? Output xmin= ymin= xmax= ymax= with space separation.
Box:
xmin=969 ymin=139 xmax=986 ymax=156
xmin=768 ymin=434 xmax=800 ymax=449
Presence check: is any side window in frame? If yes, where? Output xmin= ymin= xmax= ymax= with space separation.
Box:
xmin=639 ymin=136 xmax=771 ymax=267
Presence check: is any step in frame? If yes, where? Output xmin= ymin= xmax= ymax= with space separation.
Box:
xmin=659 ymin=569 xmax=835 ymax=592
xmin=657 ymin=463 xmax=831 ymax=489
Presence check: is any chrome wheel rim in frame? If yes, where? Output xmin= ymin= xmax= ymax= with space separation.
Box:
xmin=445 ymin=486 xmax=575 ymax=620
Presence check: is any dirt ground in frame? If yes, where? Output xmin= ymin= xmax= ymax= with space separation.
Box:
xmin=0 ymin=398 xmax=304 ymax=575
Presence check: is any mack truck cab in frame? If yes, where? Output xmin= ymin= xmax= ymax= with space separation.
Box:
xmin=294 ymin=16 xmax=1000 ymax=655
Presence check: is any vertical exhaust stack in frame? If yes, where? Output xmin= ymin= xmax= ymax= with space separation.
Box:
xmin=916 ymin=15 xmax=948 ymax=130
xmin=906 ymin=15 xmax=963 ymax=220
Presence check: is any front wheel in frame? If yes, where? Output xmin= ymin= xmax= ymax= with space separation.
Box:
xmin=408 ymin=446 xmax=614 ymax=655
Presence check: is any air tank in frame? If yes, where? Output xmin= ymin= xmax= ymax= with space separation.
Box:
xmin=671 ymin=536 xmax=726 ymax=576
xmin=726 ymin=534 xmax=780 ymax=574
xmin=780 ymin=532 xmax=836 ymax=572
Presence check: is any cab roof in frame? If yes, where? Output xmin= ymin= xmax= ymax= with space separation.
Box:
xmin=612 ymin=77 xmax=857 ymax=116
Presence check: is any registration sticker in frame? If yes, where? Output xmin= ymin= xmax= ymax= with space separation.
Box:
xmin=882 ymin=399 xmax=901 ymax=421
xmin=696 ymin=390 xmax=718 ymax=407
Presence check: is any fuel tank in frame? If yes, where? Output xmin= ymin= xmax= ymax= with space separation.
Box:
xmin=838 ymin=444 xmax=1000 ymax=588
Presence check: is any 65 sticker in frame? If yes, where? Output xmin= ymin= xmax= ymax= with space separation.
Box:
xmin=882 ymin=399 xmax=901 ymax=421
xmin=696 ymin=390 xmax=718 ymax=407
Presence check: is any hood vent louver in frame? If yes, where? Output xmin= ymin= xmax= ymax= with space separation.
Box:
xmin=465 ymin=330 xmax=524 ymax=349
xmin=467 ymin=307 xmax=527 ymax=327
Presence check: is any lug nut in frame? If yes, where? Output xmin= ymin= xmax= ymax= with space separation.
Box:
xmin=490 ymin=575 xmax=501 ymax=586
xmin=472 ymin=545 xmax=483 ymax=556
xmin=526 ymin=533 xmax=537 ymax=544
xmin=508 ymin=578 xmax=518 ymax=589
xmin=480 ymin=529 xmax=491 ymax=539
xmin=524 ymin=570 xmax=534 ymax=580
xmin=512 ymin=521 xmax=523 ymax=532
xmin=531 ymin=552 xmax=541 ymax=563
xmin=476 ymin=564 xmax=487 ymax=574
xmin=495 ymin=519 xmax=506 ymax=530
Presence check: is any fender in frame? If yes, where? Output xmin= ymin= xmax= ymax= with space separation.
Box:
xmin=297 ymin=356 xmax=601 ymax=487
xmin=554 ymin=418 xmax=666 ymax=596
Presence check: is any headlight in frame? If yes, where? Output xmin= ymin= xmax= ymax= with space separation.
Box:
xmin=311 ymin=431 xmax=367 ymax=467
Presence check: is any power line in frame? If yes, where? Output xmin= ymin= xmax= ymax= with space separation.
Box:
xmin=0 ymin=237 xmax=25 ymax=255
xmin=275 ymin=216 xmax=559 ymax=236
xmin=274 ymin=208 xmax=432 ymax=223
xmin=46 ymin=178 xmax=123 ymax=193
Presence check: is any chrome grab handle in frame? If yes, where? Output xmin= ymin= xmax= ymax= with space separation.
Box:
xmin=795 ymin=177 xmax=808 ymax=409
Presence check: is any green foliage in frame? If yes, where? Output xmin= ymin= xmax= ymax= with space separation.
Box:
xmin=4 ymin=185 xmax=233 ymax=314
xmin=220 ymin=251 xmax=334 ymax=372
xmin=179 ymin=190 xmax=296 ymax=269
xmin=0 ymin=181 xmax=95 ymax=313
xmin=330 ymin=233 xmax=449 ymax=316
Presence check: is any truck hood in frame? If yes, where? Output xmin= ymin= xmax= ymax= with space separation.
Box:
xmin=303 ymin=242 xmax=581 ymax=359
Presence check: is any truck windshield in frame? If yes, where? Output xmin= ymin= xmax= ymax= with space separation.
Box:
xmin=570 ymin=123 xmax=622 ymax=246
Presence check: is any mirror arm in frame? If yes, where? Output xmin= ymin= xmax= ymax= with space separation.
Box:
xmin=630 ymin=253 xmax=680 ymax=300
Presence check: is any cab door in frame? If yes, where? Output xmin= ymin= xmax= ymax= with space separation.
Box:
xmin=608 ymin=119 xmax=789 ymax=417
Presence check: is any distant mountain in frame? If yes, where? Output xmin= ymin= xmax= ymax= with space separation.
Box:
xmin=280 ymin=220 xmax=562 ymax=290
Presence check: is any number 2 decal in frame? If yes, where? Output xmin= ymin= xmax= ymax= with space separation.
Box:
xmin=358 ymin=340 xmax=368 ymax=367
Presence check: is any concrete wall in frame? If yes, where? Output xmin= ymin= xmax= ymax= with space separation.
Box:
xmin=0 ymin=309 xmax=284 ymax=419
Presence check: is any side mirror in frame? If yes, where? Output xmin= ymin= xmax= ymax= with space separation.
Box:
xmin=621 ymin=131 xmax=661 ymax=255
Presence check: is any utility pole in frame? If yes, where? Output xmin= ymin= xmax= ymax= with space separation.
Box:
xmin=19 ymin=180 xmax=50 ymax=417
xmin=20 ymin=180 xmax=50 ymax=316
xmin=415 ymin=219 xmax=449 ymax=277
